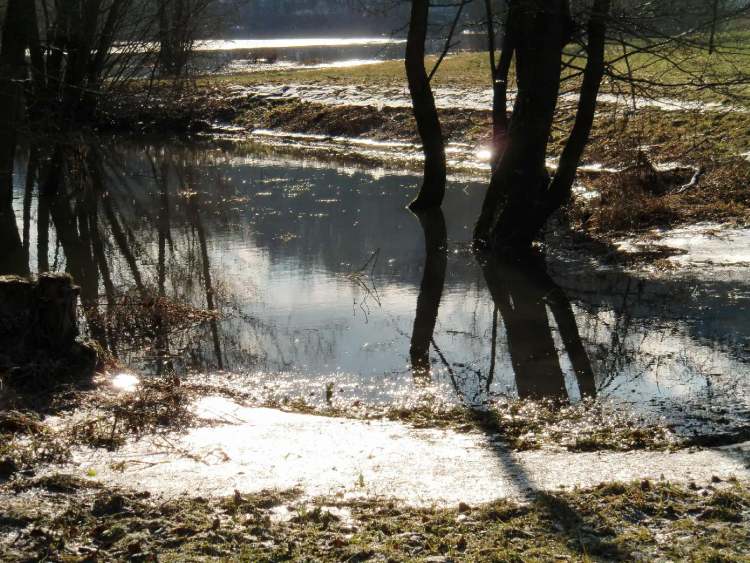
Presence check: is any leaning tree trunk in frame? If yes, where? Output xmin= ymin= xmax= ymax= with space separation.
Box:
xmin=405 ymin=0 xmax=447 ymax=211
xmin=475 ymin=0 xmax=611 ymax=252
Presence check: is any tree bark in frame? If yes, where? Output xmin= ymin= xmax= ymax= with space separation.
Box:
xmin=64 ymin=0 xmax=103 ymax=119
xmin=405 ymin=0 xmax=446 ymax=211
xmin=485 ymin=0 xmax=514 ymax=165
xmin=475 ymin=0 xmax=572 ymax=250
xmin=475 ymin=0 xmax=611 ymax=253
xmin=0 ymin=0 xmax=30 ymax=275
xmin=528 ymin=0 xmax=612 ymax=239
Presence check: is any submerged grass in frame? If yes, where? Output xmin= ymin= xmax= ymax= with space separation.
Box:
xmin=253 ymin=390 xmax=681 ymax=452
xmin=1 ymin=476 xmax=748 ymax=561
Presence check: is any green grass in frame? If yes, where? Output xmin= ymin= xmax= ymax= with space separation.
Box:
xmin=2 ymin=476 xmax=749 ymax=561
xmin=203 ymin=32 xmax=750 ymax=105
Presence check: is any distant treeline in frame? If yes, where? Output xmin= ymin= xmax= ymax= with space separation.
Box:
xmin=3 ymin=1 xmax=742 ymax=42
xmin=231 ymin=0 xmax=409 ymax=37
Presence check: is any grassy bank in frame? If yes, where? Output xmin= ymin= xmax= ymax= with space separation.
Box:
xmin=2 ymin=475 xmax=748 ymax=561
xmin=210 ymin=46 xmax=750 ymax=105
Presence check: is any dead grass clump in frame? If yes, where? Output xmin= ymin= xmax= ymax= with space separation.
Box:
xmin=70 ymin=378 xmax=195 ymax=450
xmin=576 ymin=155 xmax=750 ymax=236
xmin=578 ymin=161 xmax=684 ymax=234
xmin=0 ymin=415 xmax=71 ymax=472
xmin=677 ymin=159 xmax=750 ymax=223
xmin=89 ymin=288 xmax=221 ymax=343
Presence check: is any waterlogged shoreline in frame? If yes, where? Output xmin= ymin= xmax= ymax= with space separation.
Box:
xmin=63 ymin=396 xmax=750 ymax=504
xmin=101 ymin=77 xmax=750 ymax=267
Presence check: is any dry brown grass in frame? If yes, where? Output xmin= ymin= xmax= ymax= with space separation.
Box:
xmin=574 ymin=156 xmax=750 ymax=235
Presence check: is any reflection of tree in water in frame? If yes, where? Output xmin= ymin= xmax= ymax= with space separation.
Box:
xmin=2 ymin=141 xmax=248 ymax=375
xmin=409 ymin=209 xmax=447 ymax=382
xmin=409 ymin=207 xmax=596 ymax=403
xmin=480 ymin=256 xmax=596 ymax=401
xmin=5 ymin=139 xmax=748 ymax=412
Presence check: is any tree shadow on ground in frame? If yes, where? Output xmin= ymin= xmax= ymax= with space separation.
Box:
xmin=406 ymin=207 xmax=641 ymax=560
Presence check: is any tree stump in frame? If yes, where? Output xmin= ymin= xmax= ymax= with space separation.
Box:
xmin=33 ymin=273 xmax=80 ymax=353
xmin=0 ymin=273 xmax=83 ymax=361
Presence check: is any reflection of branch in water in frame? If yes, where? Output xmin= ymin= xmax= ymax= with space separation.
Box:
xmin=345 ymin=248 xmax=383 ymax=322
xmin=22 ymin=149 xmax=38 ymax=265
xmin=186 ymin=183 xmax=224 ymax=371
xmin=487 ymin=306 xmax=500 ymax=391
xmin=102 ymin=193 xmax=146 ymax=295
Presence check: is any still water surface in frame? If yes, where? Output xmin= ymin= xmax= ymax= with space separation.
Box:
xmin=9 ymin=139 xmax=750 ymax=436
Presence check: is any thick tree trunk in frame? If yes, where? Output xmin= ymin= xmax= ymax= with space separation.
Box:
xmin=409 ymin=209 xmax=447 ymax=380
xmin=64 ymin=0 xmax=103 ymax=119
xmin=475 ymin=0 xmax=610 ymax=253
xmin=523 ymin=0 xmax=611 ymax=241
xmin=0 ymin=0 xmax=28 ymax=203
xmin=159 ymin=0 xmax=191 ymax=78
xmin=475 ymin=0 xmax=572 ymax=250
xmin=405 ymin=0 xmax=446 ymax=211
xmin=0 ymin=0 xmax=30 ymax=275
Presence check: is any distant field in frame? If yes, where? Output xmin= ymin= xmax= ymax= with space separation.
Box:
xmin=209 ymin=36 xmax=750 ymax=106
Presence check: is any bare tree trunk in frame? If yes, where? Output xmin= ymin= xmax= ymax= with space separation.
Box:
xmin=46 ymin=0 xmax=75 ymax=103
xmin=158 ymin=0 xmax=192 ymax=78
xmin=409 ymin=208 xmax=447 ymax=380
xmin=0 ymin=0 xmax=28 ymax=203
xmin=475 ymin=0 xmax=572 ymax=250
xmin=475 ymin=0 xmax=611 ymax=253
xmin=527 ymin=0 xmax=611 ymax=240
xmin=405 ymin=0 xmax=446 ymax=211
xmin=0 ymin=0 xmax=29 ymax=275
xmin=485 ymin=0 xmax=514 ymax=165
xmin=64 ymin=0 xmax=103 ymax=119
xmin=709 ymin=0 xmax=720 ymax=54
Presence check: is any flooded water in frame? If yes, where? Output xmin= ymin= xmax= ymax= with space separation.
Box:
xmin=188 ymin=35 xmax=485 ymax=74
xmin=187 ymin=36 xmax=408 ymax=74
xmin=5 ymin=138 xmax=750 ymax=441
